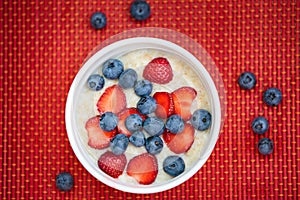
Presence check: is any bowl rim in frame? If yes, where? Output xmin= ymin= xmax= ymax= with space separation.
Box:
xmin=65 ymin=36 xmax=222 ymax=194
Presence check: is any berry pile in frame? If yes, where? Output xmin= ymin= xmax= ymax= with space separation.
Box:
xmin=84 ymin=57 xmax=212 ymax=184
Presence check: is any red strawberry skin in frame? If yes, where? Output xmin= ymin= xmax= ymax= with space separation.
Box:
xmin=172 ymin=86 xmax=197 ymax=121
xmin=117 ymin=107 xmax=147 ymax=137
xmin=97 ymin=84 xmax=127 ymax=115
xmin=126 ymin=153 xmax=158 ymax=185
xmin=98 ymin=151 xmax=127 ymax=178
xmin=143 ymin=57 xmax=173 ymax=84
xmin=162 ymin=123 xmax=195 ymax=154
xmin=153 ymin=92 xmax=174 ymax=119
xmin=85 ymin=116 xmax=117 ymax=149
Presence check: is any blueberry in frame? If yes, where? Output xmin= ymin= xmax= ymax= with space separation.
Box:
xmin=145 ymin=136 xmax=163 ymax=155
xmin=166 ymin=114 xmax=185 ymax=134
xmin=129 ymin=131 xmax=146 ymax=147
xmin=190 ymin=109 xmax=212 ymax=131
xmin=90 ymin=12 xmax=107 ymax=29
xmin=134 ymin=79 xmax=153 ymax=97
xmin=56 ymin=172 xmax=74 ymax=192
xmin=102 ymin=59 xmax=124 ymax=80
xmin=163 ymin=156 xmax=185 ymax=177
xmin=99 ymin=112 xmax=118 ymax=132
xmin=143 ymin=117 xmax=165 ymax=136
xmin=257 ymin=138 xmax=274 ymax=155
xmin=118 ymin=68 xmax=138 ymax=89
xmin=251 ymin=116 xmax=269 ymax=134
xmin=263 ymin=88 xmax=282 ymax=106
xmin=125 ymin=114 xmax=143 ymax=133
xmin=130 ymin=0 xmax=151 ymax=21
xmin=136 ymin=96 xmax=157 ymax=115
xmin=238 ymin=72 xmax=257 ymax=90
xmin=110 ymin=134 xmax=129 ymax=155
xmin=87 ymin=74 xmax=105 ymax=91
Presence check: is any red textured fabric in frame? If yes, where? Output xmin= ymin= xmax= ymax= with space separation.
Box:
xmin=1 ymin=0 xmax=299 ymax=199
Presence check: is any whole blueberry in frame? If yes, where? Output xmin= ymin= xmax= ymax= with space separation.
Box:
xmin=263 ymin=88 xmax=282 ymax=106
xmin=87 ymin=74 xmax=105 ymax=91
xmin=238 ymin=72 xmax=257 ymax=90
xmin=143 ymin=117 xmax=165 ymax=136
xmin=251 ymin=116 xmax=269 ymax=134
xmin=90 ymin=12 xmax=107 ymax=29
xmin=118 ymin=68 xmax=138 ymax=89
xmin=56 ymin=172 xmax=74 ymax=192
xmin=129 ymin=131 xmax=146 ymax=147
xmin=257 ymin=138 xmax=274 ymax=155
xmin=163 ymin=156 xmax=185 ymax=177
xmin=190 ymin=109 xmax=212 ymax=131
xmin=134 ymin=79 xmax=153 ymax=97
xmin=166 ymin=114 xmax=185 ymax=134
xmin=130 ymin=0 xmax=151 ymax=21
xmin=125 ymin=114 xmax=143 ymax=133
xmin=145 ymin=136 xmax=163 ymax=155
xmin=102 ymin=59 xmax=124 ymax=80
xmin=99 ymin=112 xmax=118 ymax=132
xmin=136 ymin=96 xmax=157 ymax=115
xmin=110 ymin=134 xmax=129 ymax=155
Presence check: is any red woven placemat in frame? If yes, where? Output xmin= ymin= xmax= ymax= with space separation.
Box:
xmin=1 ymin=0 xmax=299 ymax=199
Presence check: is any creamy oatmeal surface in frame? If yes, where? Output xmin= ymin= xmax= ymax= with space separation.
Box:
xmin=75 ymin=49 xmax=211 ymax=185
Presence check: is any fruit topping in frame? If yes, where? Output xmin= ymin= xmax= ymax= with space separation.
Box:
xmin=90 ymin=12 xmax=107 ymax=29
xmin=190 ymin=109 xmax=212 ymax=131
xmin=98 ymin=151 xmax=127 ymax=178
xmin=85 ymin=116 xmax=117 ymax=149
xmin=96 ymin=84 xmax=126 ymax=115
xmin=99 ymin=112 xmax=118 ymax=132
xmin=263 ymin=87 xmax=282 ymax=106
xmin=257 ymin=138 xmax=274 ymax=155
xmin=87 ymin=74 xmax=105 ymax=91
xmin=153 ymin=91 xmax=174 ymax=119
xmin=134 ymin=79 xmax=153 ymax=97
xmin=143 ymin=57 xmax=173 ymax=84
xmin=251 ymin=116 xmax=269 ymax=134
xmin=126 ymin=153 xmax=158 ymax=185
xmin=56 ymin=172 xmax=74 ymax=192
xmin=110 ymin=134 xmax=129 ymax=155
xmin=172 ymin=86 xmax=197 ymax=121
xmin=102 ymin=59 xmax=124 ymax=80
xmin=143 ymin=117 xmax=165 ymax=136
xmin=130 ymin=0 xmax=151 ymax=21
xmin=129 ymin=131 xmax=146 ymax=147
xmin=165 ymin=114 xmax=185 ymax=134
xmin=125 ymin=114 xmax=143 ymax=133
xmin=163 ymin=156 xmax=185 ymax=177
xmin=163 ymin=123 xmax=195 ymax=154
xmin=238 ymin=71 xmax=257 ymax=90
xmin=136 ymin=95 xmax=157 ymax=115
xmin=118 ymin=68 xmax=138 ymax=89
xmin=145 ymin=136 xmax=164 ymax=155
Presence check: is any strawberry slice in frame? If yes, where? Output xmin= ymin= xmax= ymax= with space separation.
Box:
xmin=97 ymin=84 xmax=126 ymax=115
xmin=162 ymin=123 xmax=195 ymax=154
xmin=153 ymin=92 xmax=174 ymax=119
xmin=126 ymin=153 xmax=158 ymax=185
xmin=171 ymin=86 xmax=197 ymax=121
xmin=143 ymin=57 xmax=173 ymax=84
xmin=85 ymin=116 xmax=117 ymax=149
xmin=98 ymin=151 xmax=127 ymax=178
xmin=117 ymin=107 xmax=147 ymax=137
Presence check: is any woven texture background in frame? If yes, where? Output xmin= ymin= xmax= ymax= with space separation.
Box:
xmin=1 ymin=0 xmax=299 ymax=199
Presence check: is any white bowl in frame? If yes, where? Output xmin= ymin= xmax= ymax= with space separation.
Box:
xmin=65 ymin=34 xmax=224 ymax=194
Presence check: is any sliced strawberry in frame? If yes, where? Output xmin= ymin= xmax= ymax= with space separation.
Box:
xmin=117 ymin=107 xmax=147 ymax=137
xmin=162 ymin=123 xmax=195 ymax=154
xmin=171 ymin=86 xmax=197 ymax=121
xmin=97 ymin=84 xmax=126 ymax=115
xmin=85 ymin=116 xmax=117 ymax=149
xmin=126 ymin=153 xmax=158 ymax=185
xmin=143 ymin=57 xmax=173 ymax=84
xmin=153 ymin=92 xmax=174 ymax=119
xmin=98 ymin=151 xmax=127 ymax=178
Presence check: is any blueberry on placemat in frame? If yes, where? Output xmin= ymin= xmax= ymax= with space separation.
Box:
xmin=56 ymin=172 xmax=74 ymax=192
xmin=90 ymin=12 xmax=107 ymax=29
xmin=130 ymin=0 xmax=151 ymax=21
xmin=251 ymin=116 xmax=269 ymax=134
xmin=238 ymin=71 xmax=257 ymax=90
xmin=263 ymin=87 xmax=282 ymax=106
xmin=257 ymin=138 xmax=274 ymax=155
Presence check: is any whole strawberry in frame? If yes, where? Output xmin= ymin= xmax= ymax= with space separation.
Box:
xmin=143 ymin=57 xmax=173 ymax=84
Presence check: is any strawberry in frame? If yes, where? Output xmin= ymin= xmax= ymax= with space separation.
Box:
xmin=143 ymin=57 xmax=173 ymax=84
xmin=162 ymin=123 xmax=195 ymax=154
xmin=126 ymin=153 xmax=158 ymax=185
xmin=153 ymin=92 xmax=174 ymax=119
xmin=117 ymin=107 xmax=147 ymax=137
xmin=85 ymin=116 xmax=117 ymax=149
xmin=171 ymin=86 xmax=197 ymax=121
xmin=97 ymin=84 xmax=127 ymax=115
xmin=98 ymin=151 xmax=127 ymax=178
